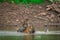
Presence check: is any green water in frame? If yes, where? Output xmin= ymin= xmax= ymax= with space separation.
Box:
xmin=0 ymin=35 xmax=60 ymax=40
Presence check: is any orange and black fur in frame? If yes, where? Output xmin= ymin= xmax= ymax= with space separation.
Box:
xmin=17 ymin=19 xmax=35 ymax=33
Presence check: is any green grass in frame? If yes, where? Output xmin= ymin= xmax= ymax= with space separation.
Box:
xmin=0 ymin=35 xmax=60 ymax=40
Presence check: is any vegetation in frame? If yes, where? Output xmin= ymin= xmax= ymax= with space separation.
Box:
xmin=0 ymin=0 xmax=44 ymax=4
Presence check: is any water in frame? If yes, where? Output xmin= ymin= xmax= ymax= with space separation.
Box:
xmin=0 ymin=34 xmax=60 ymax=40
xmin=0 ymin=31 xmax=60 ymax=36
xmin=0 ymin=31 xmax=60 ymax=40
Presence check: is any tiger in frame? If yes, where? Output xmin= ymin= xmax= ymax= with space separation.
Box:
xmin=17 ymin=19 xmax=35 ymax=33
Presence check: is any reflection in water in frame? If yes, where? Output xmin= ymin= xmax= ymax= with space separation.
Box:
xmin=23 ymin=34 xmax=35 ymax=40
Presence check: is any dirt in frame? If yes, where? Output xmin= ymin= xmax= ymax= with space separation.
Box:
xmin=0 ymin=2 xmax=60 ymax=31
